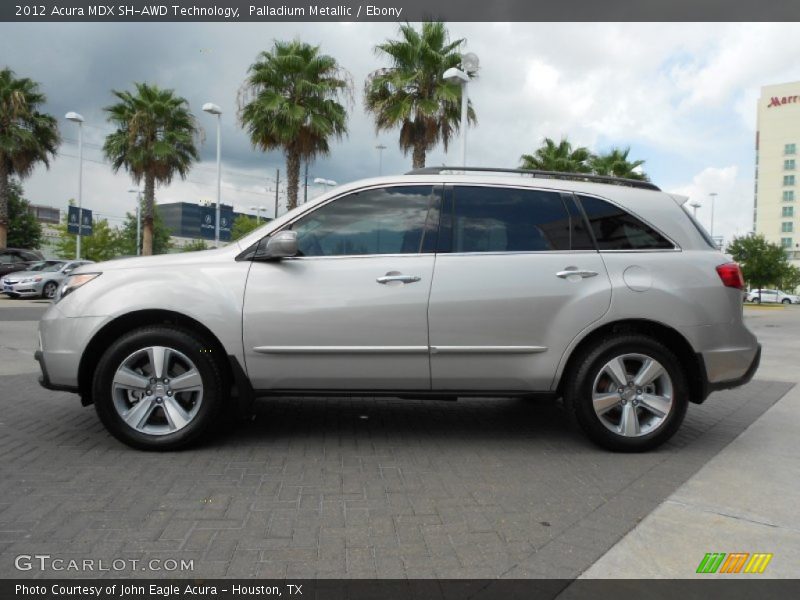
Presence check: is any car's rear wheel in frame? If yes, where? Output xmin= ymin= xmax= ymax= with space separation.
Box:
xmin=564 ymin=334 xmax=688 ymax=452
xmin=42 ymin=281 xmax=58 ymax=299
xmin=93 ymin=326 xmax=226 ymax=450
xmin=753 ymin=297 xmax=761 ymax=304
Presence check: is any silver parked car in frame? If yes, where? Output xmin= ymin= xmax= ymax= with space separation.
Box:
xmin=745 ymin=289 xmax=800 ymax=304
xmin=2 ymin=260 xmax=93 ymax=299
xmin=35 ymin=168 xmax=760 ymax=452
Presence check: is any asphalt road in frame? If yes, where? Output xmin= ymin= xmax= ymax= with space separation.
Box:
xmin=0 ymin=298 xmax=793 ymax=579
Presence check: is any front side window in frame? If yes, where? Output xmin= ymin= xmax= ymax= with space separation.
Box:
xmin=784 ymin=175 xmax=796 ymax=186
xmin=289 ymin=186 xmax=436 ymax=257
xmin=450 ymin=186 xmax=579 ymax=253
xmin=577 ymin=195 xmax=674 ymax=250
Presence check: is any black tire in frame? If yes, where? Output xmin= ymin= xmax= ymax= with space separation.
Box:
xmin=782 ymin=298 xmax=791 ymax=305
xmin=42 ymin=281 xmax=58 ymax=299
xmin=753 ymin=297 xmax=761 ymax=304
xmin=93 ymin=325 xmax=226 ymax=450
xmin=563 ymin=334 xmax=689 ymax=452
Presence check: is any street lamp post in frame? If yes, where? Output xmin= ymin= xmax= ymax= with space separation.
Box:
xmin=250 ymin=205 xmax=267 ymax=224
xmin=65 ymin=112 xmax=85 ymax=259
xmin=443 ymin=53 xmax=479 ymax=167
xmin=128 ymin=187 xmax=143 ymax=256
xmin=313 ymin=177 xmax=337 ymax=192
xmin=709 ymin=192 xmax=718 ymax=238
xmin=203 ymin=103 xmax=222 ymax=247
xmin=375 ymin=144 xmax=387 ymax=175
xmin=689 ymin=201 xmax=701 ymax=217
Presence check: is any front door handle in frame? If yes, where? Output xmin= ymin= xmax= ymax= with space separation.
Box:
xmin=376 ymin=273 xmax=421 ymax=285
xmin=556 ymin=268 xmax=598 ymax=279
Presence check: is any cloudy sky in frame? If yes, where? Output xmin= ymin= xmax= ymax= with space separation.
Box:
xmin=2 ymin=21 xmax=799 ymax=241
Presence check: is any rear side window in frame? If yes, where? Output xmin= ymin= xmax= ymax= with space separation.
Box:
xmin=577 ymin=195 xmax=674 ymax=250
xmin=451 ymin=186 xmax=574 ymax=252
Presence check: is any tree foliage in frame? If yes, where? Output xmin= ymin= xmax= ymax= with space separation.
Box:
xmin=0 ymin=67 xmax=60 ymax=248
xmin=5 ymin=179 xmax=42 ymax=249
xmin=117 ymin=201 xmax=172 ymax=256
xmin=180 ymin=238 xmax=209 ymax=252
xmin=240 ymin=41 xmax=349 ymax=210
xmin=231 ymin=214 xmax=261 ymax=241
xmin=54 ymin=219 xmax=122 ymax=262
xmin=521 ymin=139 xmax=649 ymax=181
xmin=727 ymin=234 xmax=789 ymax=290
xmin=365 ymin=21 xmax=475 ymax=169
xmin=103 ymin=83 xmax=199 ymax=255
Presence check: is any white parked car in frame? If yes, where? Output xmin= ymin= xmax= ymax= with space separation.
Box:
xmin=746 ymin=289 xmax=800 ymax=304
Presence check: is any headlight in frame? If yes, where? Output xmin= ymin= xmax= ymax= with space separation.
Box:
xmin=20 ymin=276 xmax=43 ymax=283
xmin=56 ymin=273 xmax=101 ymax=302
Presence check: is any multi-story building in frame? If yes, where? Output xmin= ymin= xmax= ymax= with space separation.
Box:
xmin=159 ymin=201 xmax=265 ymax=249
xmin=755 ymin=82 xmax=800 ymax=266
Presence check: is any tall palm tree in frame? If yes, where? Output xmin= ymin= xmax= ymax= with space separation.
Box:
xmin=520 ymin=137 xmax=592 ymax=173
xmin=590 ymin=147 xmax=648 ymax=181
xmin=365 ymin=21 xmax=476 ymax=169
xmin=0 ymin=68 xmax=60 ymax=249
xmin=239 ymin=41 xmax=349 ymax=211
xmin=103 ymin=83 xmax=200 ymax=255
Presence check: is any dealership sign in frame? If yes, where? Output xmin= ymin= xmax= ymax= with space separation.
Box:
xmin=199 ymin=205 xmax=233 ymax=241
xmin=768 ymin=95 xmax=800 ymax=108
xmin=66 ymin=206 xmax=93 ymax=236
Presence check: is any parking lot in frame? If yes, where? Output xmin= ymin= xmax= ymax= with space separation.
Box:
xmin=0 ymin=297 xmax=796 ymax=579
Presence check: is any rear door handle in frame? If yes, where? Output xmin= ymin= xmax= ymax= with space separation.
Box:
xmin=556 ymin=268 xmax=598 ymax=279
xmin=376 ymin=274 xmax=421 ymax=284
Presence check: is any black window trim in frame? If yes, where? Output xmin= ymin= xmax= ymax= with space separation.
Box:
xmin=574 ymin=191 xmax=681 ymax=253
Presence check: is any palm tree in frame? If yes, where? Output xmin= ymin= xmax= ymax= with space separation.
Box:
xmin=520 ymin=137 xmax=592 ymax=173
xmin=239 ymin=41 xmax=349 ymax=211
xmin=365 ymin=21 xmax=476 ymax=169
xmin=590 ymin=147 xmax=648 ymax=181
xmin=0 ymin=68 xmax=60 ymax=249
xmin=103 ymin=83 xmax=200 ymax=255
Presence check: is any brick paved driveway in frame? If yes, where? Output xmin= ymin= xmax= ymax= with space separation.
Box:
xmin=0 ymin=372 xmax=790 ymax=579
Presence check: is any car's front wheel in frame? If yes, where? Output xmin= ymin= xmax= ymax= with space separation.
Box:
xmin=564 ymin=334 xmax=688 ymax=452
xmin=42 ymin=281 xmax=58 ymax=299
xmin=93 ymin=326 xmax=226 ymax=450
xmin=782 ymin=298 xmax=791 ymax=305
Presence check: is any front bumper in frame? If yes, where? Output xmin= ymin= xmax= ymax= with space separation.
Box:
xmin=2 ymin=281 xmax=43 ymax=297
xmin=34 ymin=349 xmax=79 ymax=393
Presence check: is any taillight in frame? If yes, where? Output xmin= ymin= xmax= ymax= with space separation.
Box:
xmin=716 ymin=262 xmax=745 ymax=290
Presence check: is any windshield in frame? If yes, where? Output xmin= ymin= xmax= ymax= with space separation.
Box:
xmin=42 ymin=262 xmax=65 ymax=272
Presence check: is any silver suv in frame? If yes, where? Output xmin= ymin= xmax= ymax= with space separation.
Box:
xmin=35 ymin=168 xmax=760 ymax=452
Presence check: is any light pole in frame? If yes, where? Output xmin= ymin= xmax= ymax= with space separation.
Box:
xmin=128 ymin=187 xmax=143 ymax=256
xmin=375 ymin=144 xmax=387 ymax=175
xmin=313 ymin=177 xmax=337 ymax=192
xmin=250 ymin=205 xmax=267 ymax=224
xmin=709 ymin=192 xmax=718 ymax=238
xmin=203 ymin=103 xmax=222 ymax=247
xmin=65 ymin=112 xmax=84 ymax=259
xmin=689 ymin=201 xmax=701 ymax=217
xmin=443 ymin=52 xmax=479 ymax=167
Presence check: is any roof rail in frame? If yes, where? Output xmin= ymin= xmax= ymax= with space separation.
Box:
xmin=404 ymin=166 xmax=661 ymax=191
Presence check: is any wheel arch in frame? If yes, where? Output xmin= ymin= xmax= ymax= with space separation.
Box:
xmin=555 ymin=319 xmax=708 ymax=405
xmin=77 ymin=309 xmax=234 ymax=405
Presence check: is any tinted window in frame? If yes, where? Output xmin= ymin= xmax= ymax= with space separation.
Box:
xmin=452 ymin=186 xmax=572 ymax=252
xmin=577 ymin=195 xmax=674 ymax=250
xmin=290 ymin=186 xmax=436 ymax=257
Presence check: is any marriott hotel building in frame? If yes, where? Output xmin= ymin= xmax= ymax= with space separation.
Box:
xmin=756 ymin=82 xmax=800 ymax=267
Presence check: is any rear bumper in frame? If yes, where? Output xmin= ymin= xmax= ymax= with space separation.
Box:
xmin=700 ymin=344 xmax=761 ymax=399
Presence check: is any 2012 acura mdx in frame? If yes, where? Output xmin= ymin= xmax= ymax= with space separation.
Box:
xmin=35 ymin=168 xmax=761 ymax=452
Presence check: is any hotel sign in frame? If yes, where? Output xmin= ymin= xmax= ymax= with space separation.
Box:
xmin=768 ymin=95 xmax=800 ymax=108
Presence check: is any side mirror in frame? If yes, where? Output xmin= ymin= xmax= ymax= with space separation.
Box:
xmin=63 ymin=268 xmax=73 ymax=275
xmin=263 ymin=230 xmax=298 ymax=259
